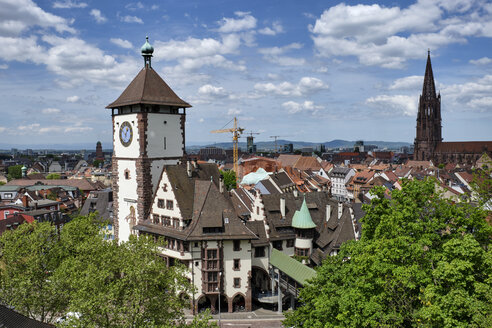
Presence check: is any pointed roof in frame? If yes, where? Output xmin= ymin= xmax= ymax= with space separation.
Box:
xmin=291 ymin=197 xmax=316 ymax=229
xmin=422 ymin=50 xmax=437 ymax=100
xmin=106 ymin=67 xmax=191 ymax=108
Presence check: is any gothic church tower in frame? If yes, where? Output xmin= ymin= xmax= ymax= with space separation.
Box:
xmin=107 ymin=37 xmax=191 ymax=241
xmin=414 ymin=51 xmax=442 ymax=161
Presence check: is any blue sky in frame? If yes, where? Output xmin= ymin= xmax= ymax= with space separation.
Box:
xmin=1 ymin=0 xmax=491 ymax=148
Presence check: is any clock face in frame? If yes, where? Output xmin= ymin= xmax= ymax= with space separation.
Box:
xmin=119 ymin=121 xmax=133 ymax=147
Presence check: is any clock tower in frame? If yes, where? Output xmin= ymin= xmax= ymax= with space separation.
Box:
xmin=107 ymin=37 xmax=191 ymax=241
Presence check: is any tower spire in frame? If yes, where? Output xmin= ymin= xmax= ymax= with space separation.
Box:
xmin=141 ymin=36 xmax=154 ymax=69
xmin=422 ymin=50 xmax=436 ymax=100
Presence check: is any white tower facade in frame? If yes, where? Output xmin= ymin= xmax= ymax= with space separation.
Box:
xmin=107 ymin=37 xmax=191 ymax=241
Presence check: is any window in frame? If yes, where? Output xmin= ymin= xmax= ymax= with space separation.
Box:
xmin=233 ymin=240 xmax=241 ymax=251
xmin=295 ymin=247 xmax=310 ymax=257
xmin=166 ymin=200 xmax=174 ymax=210
xmin=208 ymin=272 xmax=218 ymax=282
xmin=164 ymin=137 xmax=167 ymax=150
xmin=207 ymin=261 xmax=218 ymax=270
xmin=152 ymin=214 xmax=159 ymax=224
xmin=157 ymin=199 xmax=164 ymax=208
xmin=233 ymin=259 xmax=240 ymax=270
xmin=254 ymin=247 xmax=265 ymax=258
xmin=286 ymin=239 xmax=295 ymax=248
xmin=194 ymin=242 xmax=199 ymax=248
xmin=4 ymin=193 xmax=12 ymax=199
xmin=272 ymin=240 xmax=283 ymax=251
xmin=4 ymin=211 xmax=9 ymax=219
xmin=234 ymin=278 xmax=241 ymax=288
xmin=124 ymin=169 xmax=130 ymax=180
xmin=195 ymin=261 xmax=199 ymax=267
xmin=207 ymin=249 xmax=217 ymax=259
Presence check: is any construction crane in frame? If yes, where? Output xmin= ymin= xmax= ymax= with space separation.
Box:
xmin=211 ymin=117 xmax=244 ymax=185
xmin=269 ymin=135 xmax=289 ymax=153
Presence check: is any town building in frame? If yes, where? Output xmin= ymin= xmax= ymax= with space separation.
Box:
xmin=109 ymin=39 xmax=361 ymax=314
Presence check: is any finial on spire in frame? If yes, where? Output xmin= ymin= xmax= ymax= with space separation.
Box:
xmin=141 ymin=36 xmax=154 ymax=68
xmin=428 ymin=48 xmax=430 ymax=56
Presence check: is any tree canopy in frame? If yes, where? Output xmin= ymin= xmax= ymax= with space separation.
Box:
xmin=220 ymin=169 xmax=236 ymax=190
xmin=284 ymin=178 xmax=492 ymax=328
xmin=0 ymin=214 xmax=210 ymax=327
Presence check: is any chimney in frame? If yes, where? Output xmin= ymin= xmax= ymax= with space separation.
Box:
xmin=219 ymin=175 xmax=224 ymax=193
xmin=338 ymin=202 xmax=343 ymax=220
xmin=280 ymin=197 xmax=286 ymax=218
xmin=448 ymin=180 xmax=452 ymax=187
xmin=186 ymin=160 xmax=192 ymax=178
xmin=326 ymin=204 xmax=331 ymax=222
xmin=22 ymin=195 xmax=28 ymax=208
xmin=293 ymin=189 xmax=298 ymax=198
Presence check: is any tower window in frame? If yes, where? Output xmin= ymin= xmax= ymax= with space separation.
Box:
xmin=157 ymin=199 xmax=164 ymax=208
xmin=233 ymin=240 xmax=241 ymax=251
xmin=124 ymin=169 xmax=130 ymax=180
xmin=166 ymin=200 xmax=174 ymax=210
xmin=164 ymin=137 xmax=167 ymax=150
xmin=233 ymin=259 xmax=240 ymax=270
xmin=233 ymin=278 xmax=241 ymax=288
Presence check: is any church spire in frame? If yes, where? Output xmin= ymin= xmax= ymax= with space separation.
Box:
xmin=422 ymin=50 xmax=437 ymax=100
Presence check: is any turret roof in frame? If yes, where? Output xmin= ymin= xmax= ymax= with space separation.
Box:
xmin=106 ymin=66 xmax=191 ymax=108
xmin=291 ymin=197 xmax=316 ymax=229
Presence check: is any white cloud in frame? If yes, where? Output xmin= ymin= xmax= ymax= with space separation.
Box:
xmin=282 ymin=100 xmax=323 ymax=114
xmin=0 ymin=0 xmax=75 ymax=36
xmin=0 ymin=64 xmax=8 ymax=69
xmin=110 ymin=38 xmax=133 ymax=49
xmin=258 ymin=43 xmax=305 ymax=66
xmin=151 ymin=5 xmax=159 ymax=10
xmin=199 ymin=118 xmax=204 ymax=123
xmin=389 ymin=75 xmax=423 ymax=90
xmin=18 ymin=123 xmax=40 ymax=131
xmin=90 ymin=9 xmax=107 ymax=23
xmin=441 ymin=74 xmax=492 ymax=112
xmin=125 ymin=2 xmax=144 ymax=10
xmin=121 ymin=15 xmax=143 ymax=24
xmin=0 ymin=127 xmax=6 ymax=132
xmin=198 ymin=84 xmax=229 ymax=98
xmin=42 ymin=108 xmax=61 ymax=114
xmin=64 ymin=126 xmax=93 ymax=132
xmin=258 ymin=21 xmax=284 ymax=35
xmin=217 ymin=12 xmax=257 ymax=33
xmin=254 ymin=77 xmax=329 ymax=97
xmin=310 ymin=1 xmax=492 ymax=68
xmin=154 ymin=34 xmax=245 ymax=72
xmin=470 ymin=57 xmax=492 ymax=65
xmin=227 ymin=108 xmax=242 ymax=115
xmin=365 ymin=95 xmax=417 ymax=116
xmin=52 ymin=0 xmax=87 ymax=9
xmin=66 ymin=95 xmax=79 ymax=103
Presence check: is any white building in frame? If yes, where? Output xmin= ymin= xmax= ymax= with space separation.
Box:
xmin=328 ymin=167 xmax=355 ymax=201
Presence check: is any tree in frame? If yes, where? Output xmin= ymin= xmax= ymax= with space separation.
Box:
xmin=7 ymin=164 xmax=23 ymax=180
xmin=220 ymin=170 xmax=236 ymax=190
xmin=0 ymin=215 xmax=202 ymax=327
xmin=284 ymin=178 xmax=492 ymax=328
xmin=92 ymin=159 xmax=103 ymax=168
xmin=46 ymin=173 xmax=61 ymax=179
xmin=0 ymin=221 xmax=69 ymax=323
xmin=470 ymin=159 xmax=492 ymax=208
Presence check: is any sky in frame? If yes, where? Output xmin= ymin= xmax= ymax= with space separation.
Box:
xmin=1 ymin=0 xmax=492 ymax=149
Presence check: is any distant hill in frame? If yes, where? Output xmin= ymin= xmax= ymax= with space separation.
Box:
xmin=187 ymin=139 xmax=412 ymax=152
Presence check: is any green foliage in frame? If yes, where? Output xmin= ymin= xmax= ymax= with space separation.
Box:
xmin=0 ymin=214 xmax=198 ymax=327
xmin=46 ymin=173 xmax=61 ymax=180
xmin=470 ymin=159 xmax=492 ymax=208
xmin=7 ymin=164 xmax=23 ymax=180
xmin=92 ymin=159 xmax=103 ymax=168
xmin=220 ymin=170 xmax=236 ymax=190
xmin=284 ymin=178 xmax=492 ymax=328
xmin=438 ymin=163 xmax=445 ymax=169
xmin=0 ymin=181 xmax=5 ymax=185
